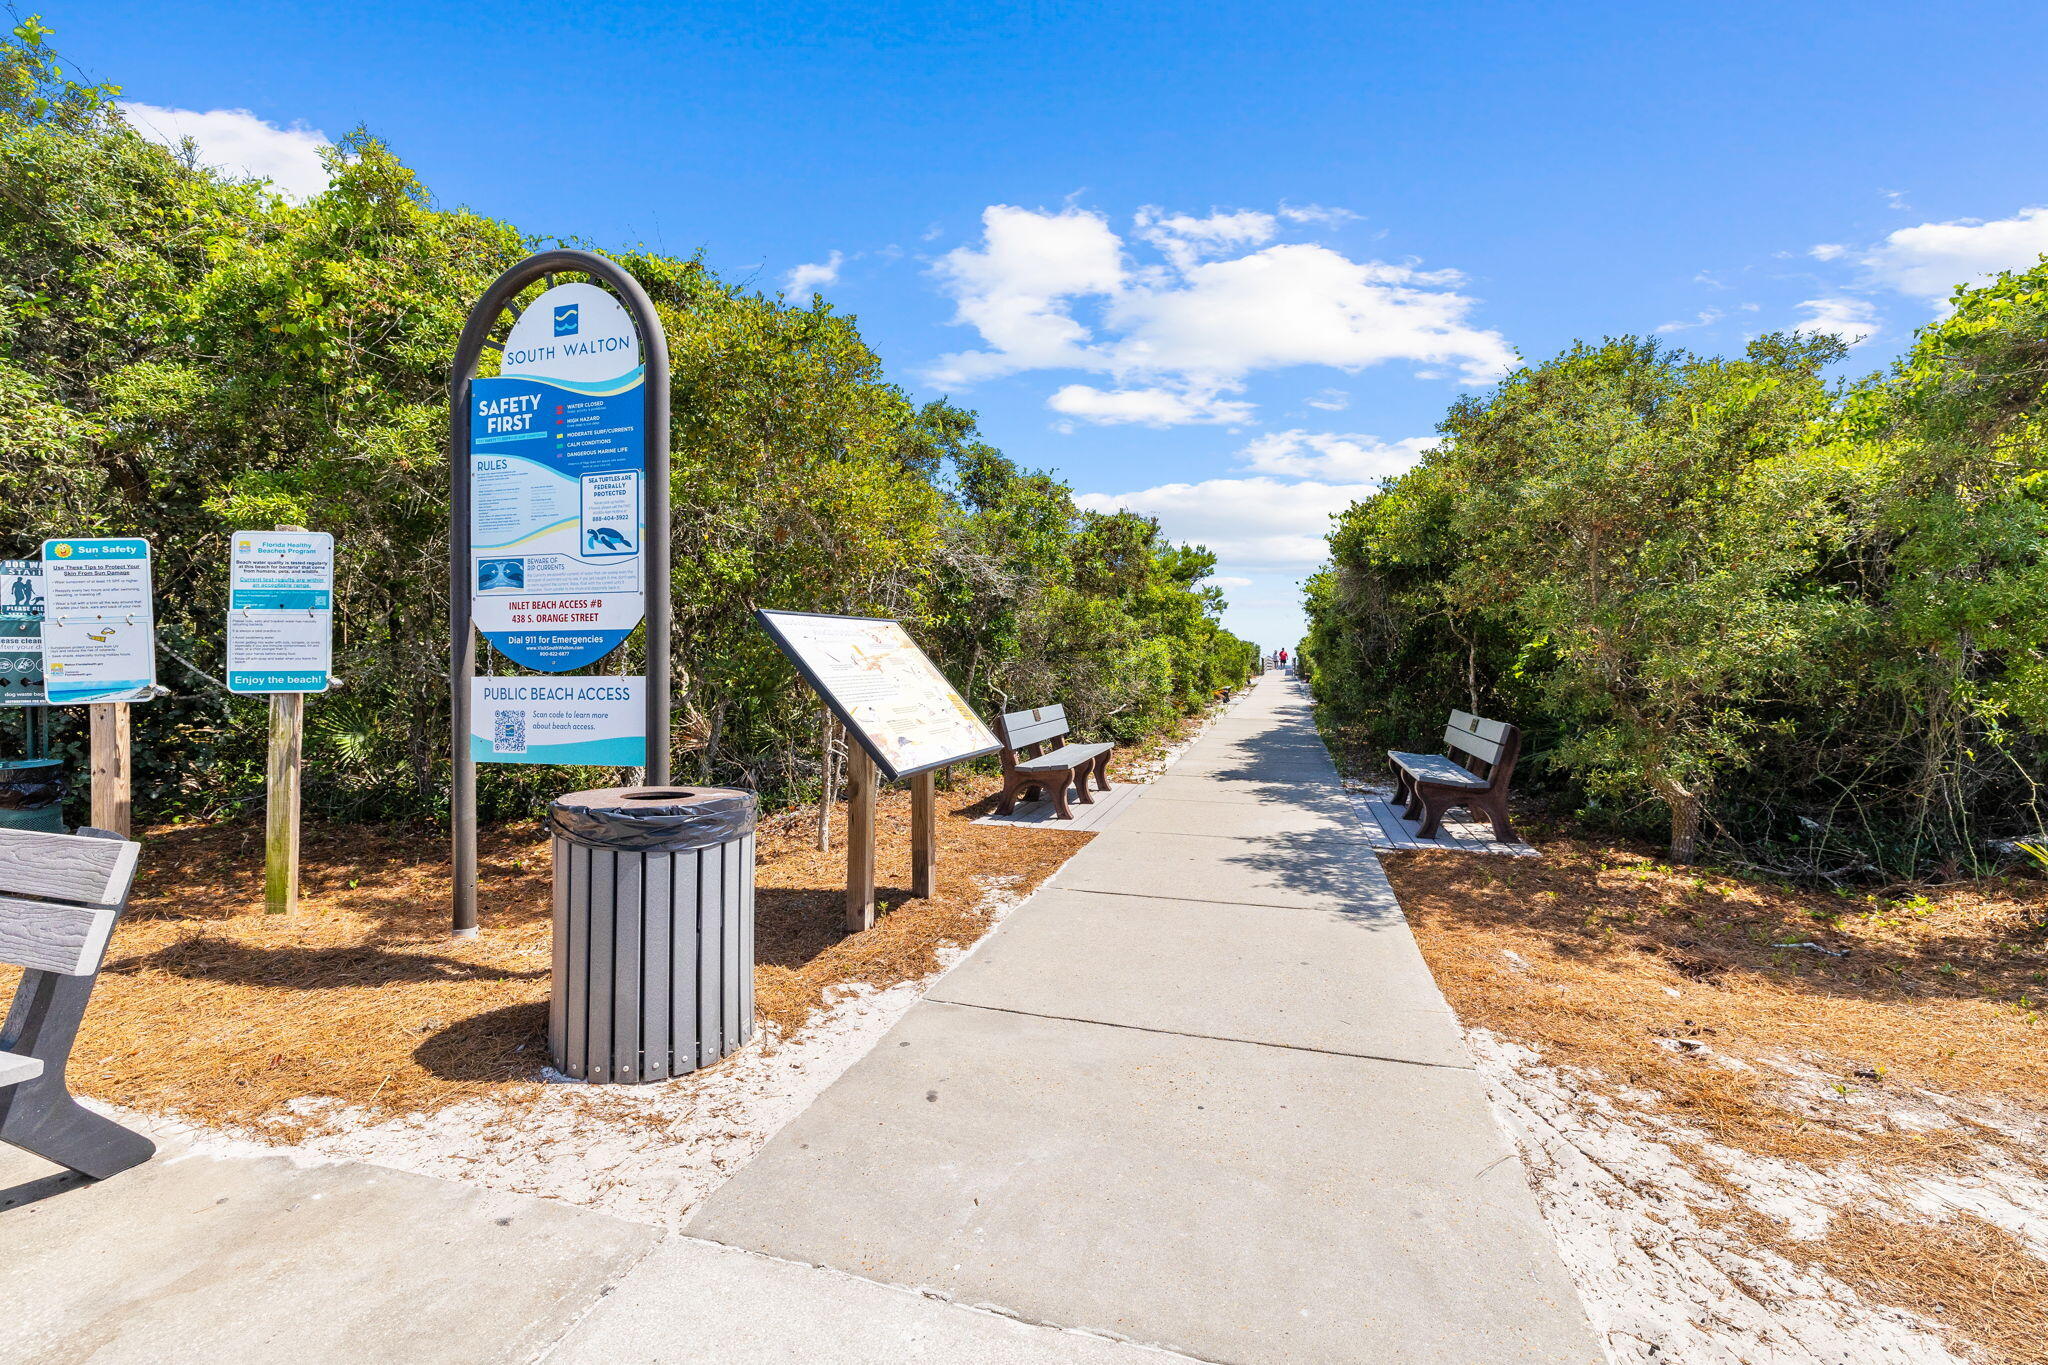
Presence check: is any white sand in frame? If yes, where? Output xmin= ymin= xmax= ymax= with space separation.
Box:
xmin=1468 ymin=1028 xmax=2048 ymax=1364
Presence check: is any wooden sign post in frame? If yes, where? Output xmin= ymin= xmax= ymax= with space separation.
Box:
xmin=227 ymin=526 xmax=332 ymax=916
xmin=88 ymin=702 xmax=131 ymax=837
xmin=264 ymin=692 xmax=304 ymax=914
xmin=845 ymin=743 xmax=878 ymax=931
xmin=42 ymin=538 xmax=156 ymax=838
xmin=910 ymin=770 xmax=936 ymax=899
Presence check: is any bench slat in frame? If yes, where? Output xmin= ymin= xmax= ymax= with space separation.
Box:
xmin=0 ymin=1050 xmax=44 ymax=1088
xmin=0 ymin=895 xmax=118 ymax=975
xmin=1466 ymin=714 xmax=1510 ymax=742
xmin=1014 ymin=743 xmax=1112 ymax=772
xmin=1444 ymin=723 xmax=1505 ymax=765
xmin=998 ymin=705 xmax=1071 ymax=751
xmin=1388 ymin=751 xmax=1489 ymax=789
xmin=0 ymin=829 xmax=139 ymax=907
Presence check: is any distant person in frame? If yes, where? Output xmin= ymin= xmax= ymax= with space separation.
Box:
xmin=1278 ymin=648 xmax=1288 ymax=667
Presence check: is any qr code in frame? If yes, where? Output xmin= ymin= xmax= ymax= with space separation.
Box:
xmin=492 ymin=709 xmax=527 ymax=754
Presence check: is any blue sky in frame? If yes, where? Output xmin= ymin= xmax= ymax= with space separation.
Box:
xmin=59 ymin=0 xmax=2048 ymax=648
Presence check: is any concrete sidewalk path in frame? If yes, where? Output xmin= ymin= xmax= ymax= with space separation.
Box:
xmin=0 ymin=1132 xmax=658 ymax=1364
xmin=1 ymin=1129 xmax=1201 ymax=1365
xmin=687 ymin=675 xmax=1600 ymax=1364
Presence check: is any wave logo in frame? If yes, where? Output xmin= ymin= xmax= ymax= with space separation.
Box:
xmin=553 ymin=303 xmax=580 ymax=337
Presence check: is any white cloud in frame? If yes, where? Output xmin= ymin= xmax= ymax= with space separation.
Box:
xmin=1278 ymin=203 xmax=1359 ymax=228
xmin=928 ymin=205 xmax=1125 ymax=385
xmin=1211 ymin=575 xmax=1253 ymax=589
xmin=925 ymin=203 xmax=1514 ymax=416
xmin=1047 ymin=384 xmax=1253 ymax=427
xmin=1809 ymin=243 xmax=1847 ymax=262
xmin=1238 ymin=430 xmax=1433 ymax=482
xmin=1102 ymin=244 xmax=1514 ymax=385
xmin=1654 ymin=308 xmax=1724 ymax=334
xmin=1133 ymin=206 xmax=1277 ymax=271
xmin=1792 ymin=296 xmax=1880 ymax=346
xmin=784 ymin=250 xmax=844 ymax=296
xmin=1858 ymin=206 xmax=2048 ymax=304
xmin=1306 ymin=388 xmax=1349 ymax=411
xmin=116 ymin=102 xmax=331 ymax=200
xmin=1075 ymin=477 xmax=1372 ymax=570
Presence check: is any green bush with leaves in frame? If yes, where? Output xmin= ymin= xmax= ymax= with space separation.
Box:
xmin=1307 ymin=292 xmax=2048 ymax=875
xmin=0 ymin=20 xmax=1254 ymax=825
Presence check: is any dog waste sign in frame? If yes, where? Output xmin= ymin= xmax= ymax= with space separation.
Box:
xmin=0 ymin=559 xmax=44 ymax=706
xmin=0 ymin=556 xmax=42 ymax=703
xmin=41 ymin=538 xmax=155 ymax=705
xmin=228 ymin=530 xmax=334 ymax=694
xmin=469 ymin=282 xmax=646 ymax=672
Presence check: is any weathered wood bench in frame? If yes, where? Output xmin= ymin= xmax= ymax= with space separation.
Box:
xmin=0 ymin=825 xmax=154 ymax=1180
xmin=993 ymin=705 xmax=1113 ymax=820
xmin=1388 ymin=709 xmax=1521 ymax=842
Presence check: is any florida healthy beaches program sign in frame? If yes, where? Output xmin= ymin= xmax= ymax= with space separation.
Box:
xmin=757 ymin=610 xmax=1001 ymax=781
xmin=41 ymin=538 xmax=156 ymax=705
xmin=227 ymin=530 xmax=334 ymax=694
xmin=469 ymin=282 xmax=646 ymax=673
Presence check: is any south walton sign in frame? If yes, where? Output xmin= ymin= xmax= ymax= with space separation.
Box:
xmin=449 ymin=251 xmax=672 ymax=936
xmin=469 ymin=282 xmax=647 ymax=673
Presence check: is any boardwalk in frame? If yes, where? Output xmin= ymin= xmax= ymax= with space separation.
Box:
xmin=687 ymin=674 xmax=1598 ymax=1364
xmin=1351 ymin=783 xmax=1541 ymax=856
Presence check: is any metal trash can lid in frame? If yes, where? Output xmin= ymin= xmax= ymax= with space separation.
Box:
xmin=547 ymin=786 xmax=757 ymax=852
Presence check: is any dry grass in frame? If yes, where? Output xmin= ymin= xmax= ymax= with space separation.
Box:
xmin=1387 ymin=828 xmax=2048 ymax=1361
xmin=7 ymin=768 xmax=1087 ymax=1137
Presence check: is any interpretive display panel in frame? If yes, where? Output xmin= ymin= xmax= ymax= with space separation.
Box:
xmin=756 ymin=610 xmax=1000 ymax=781
xmin=41 ymin=538 xmax=155 ymax=705
xmin=470 ymin=282 xmax=646 ymax=672
xmin=469 ymin=675 xmax=647 ymax=767
xmin=228 ymin=530 xmax=334 ymax=694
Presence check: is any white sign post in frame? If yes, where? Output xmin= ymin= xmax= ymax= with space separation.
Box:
xmin=43 ymin=538 xmax=155 ymax=836
xmin=227 ymin=528 xmax=335 ymax=915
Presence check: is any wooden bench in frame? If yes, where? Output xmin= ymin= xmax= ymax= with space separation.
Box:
xmin=1388 ymin=710 xmax=1522 ymax=842
xmin=993 ymin=705 xmax=1114 ymax=820
xmin=0 ymin=826 xmax=154 ymax=1180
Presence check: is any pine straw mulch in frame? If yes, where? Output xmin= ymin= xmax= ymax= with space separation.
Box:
xmin=10 ymin=767 xmax=1094 ymax=1139
xmin=1385 ymin=828 xmax=2048 ymax=1363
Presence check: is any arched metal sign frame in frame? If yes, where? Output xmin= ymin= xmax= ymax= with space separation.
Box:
xmin=449 ymin=249 xmax=672 ymax=937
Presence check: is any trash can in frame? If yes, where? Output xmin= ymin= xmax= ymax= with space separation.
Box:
xmin=546 ymin=785 xmax=758 ymax=1083
xmin=0 ymin=758 xmax=66 ymax=834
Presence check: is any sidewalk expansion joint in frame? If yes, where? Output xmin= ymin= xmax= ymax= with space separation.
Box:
xmin=672 ymin=1232 xmax=1236 ymax=1365
xmin=1052 ymin=885 xmax=1389 ymax=915
xmin=923 ymin=998 xmax=1473 ymax=1071
xmin=1101 ymin=826 xmax=1360 ymax=844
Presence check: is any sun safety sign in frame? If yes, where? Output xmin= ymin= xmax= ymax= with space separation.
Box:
xmin=41 ymin=538 xmax=156 ymax=705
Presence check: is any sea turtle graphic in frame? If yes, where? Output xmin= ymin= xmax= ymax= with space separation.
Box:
xmin=585 ymin=527 xmax=631 ymax=553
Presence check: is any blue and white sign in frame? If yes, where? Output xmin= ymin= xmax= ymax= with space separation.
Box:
xmin=228 ymin=530 xmax=334 ymax=694
xmin=0 ymin=560 xmax=45 ymax=707
xmin=470 ymin=676 xmax=646 ymax=767
xmin=471 ymin=282 xmax=646 ymax=672
xmin=42 ymin=538 xmax=156 ymax=705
